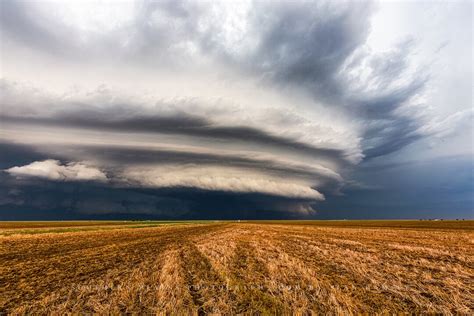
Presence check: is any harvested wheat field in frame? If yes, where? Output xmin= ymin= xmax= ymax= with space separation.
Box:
xmin=1 ymin=220 xmax=473 ymax=314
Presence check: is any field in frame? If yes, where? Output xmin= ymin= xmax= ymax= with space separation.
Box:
xmin=1 ymin=220 xmax=473 ymax=314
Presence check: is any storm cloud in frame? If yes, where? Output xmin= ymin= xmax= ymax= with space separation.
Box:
xmin=0 ymin=0 xmax=472 ymax=219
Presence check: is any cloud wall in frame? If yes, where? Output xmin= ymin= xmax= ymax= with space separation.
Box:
xmin=0 ymin=0 xmax=472 ymax=218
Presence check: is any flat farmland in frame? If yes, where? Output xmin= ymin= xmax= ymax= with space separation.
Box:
xmin=1 ymin=221 xmax=473 ymax=314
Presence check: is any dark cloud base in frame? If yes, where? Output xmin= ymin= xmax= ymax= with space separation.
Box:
xmin=317 ymin=156 xmax=474 ymax=219
xmin=1 ymin=142 xmax=472 ymax=220
xmin=0 ymin=176 xmax=316 ymax=220
xmin=2 ymin=173 xmax=471 ymax=220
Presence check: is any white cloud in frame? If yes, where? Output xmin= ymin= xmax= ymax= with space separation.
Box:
xmin=6 ymin=160 xmax=108 ymax=182
xmin=5 ymin=160 xmax=324 ymax=199
xmin=121 ymin=165 xmax=325 ymax=200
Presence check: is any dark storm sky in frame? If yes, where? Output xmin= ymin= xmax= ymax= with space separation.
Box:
xmin=0 ymin=0 xmax=472 ymax=219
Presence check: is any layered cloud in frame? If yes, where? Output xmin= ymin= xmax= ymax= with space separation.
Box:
xmin=0 ymin=0 xmax=471 ymax=218
xmin=6 ymin=159 xmax=323 ymax=199
xmin=121 ymin=165 xmax=324 ymax=199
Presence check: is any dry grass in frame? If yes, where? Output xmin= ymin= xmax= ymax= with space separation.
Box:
xmin=1 ymin=221 xmax=473 ymax=314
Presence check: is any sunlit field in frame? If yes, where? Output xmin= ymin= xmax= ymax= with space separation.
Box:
xmin=1 ymin=220 xmax=473 ymax=314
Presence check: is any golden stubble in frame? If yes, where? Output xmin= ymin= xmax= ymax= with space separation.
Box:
xmin=1 ymin=221 xmax=473 ymax=314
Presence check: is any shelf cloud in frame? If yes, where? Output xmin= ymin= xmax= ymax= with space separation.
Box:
xmin=0 ymin=0 xmax=472 ymax=219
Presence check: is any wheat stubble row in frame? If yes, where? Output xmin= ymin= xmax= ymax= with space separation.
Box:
xmin=1 ymin=222 xmax=472 ymax=314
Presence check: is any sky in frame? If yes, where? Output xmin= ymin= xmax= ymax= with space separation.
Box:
xmin=0 ymin=0 xmax=472 ymax=220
